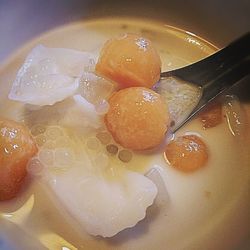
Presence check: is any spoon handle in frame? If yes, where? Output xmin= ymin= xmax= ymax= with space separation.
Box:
xmin=161 ymin=32 xmax=250 ymax=86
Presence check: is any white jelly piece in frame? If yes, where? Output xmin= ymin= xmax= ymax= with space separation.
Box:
xmin=95 ymin=99 xmax=110 ymax=115
xmin=78 ymin=72 xmax=115 ymax=104
xmin=46 ymin=166 xmax=157 ymax=237
xmin=146 ymin=167 xmax=169 ymax=211
xmin=9 ymin=45 xmax=96 ymax=106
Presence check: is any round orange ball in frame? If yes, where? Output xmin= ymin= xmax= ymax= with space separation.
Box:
xmin=96 ymin=33 xmax=161 ymax=88
xmin=0 ymin=119 xmax=37 ymax=200
xmin=164 ymin=135 xmax=208 ymax=172
xmin=105 ymin=87 xmax=170 ymax=150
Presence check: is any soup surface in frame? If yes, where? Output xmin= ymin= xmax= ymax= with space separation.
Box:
xmin=0 ymin=18 xmax=249 ymax=250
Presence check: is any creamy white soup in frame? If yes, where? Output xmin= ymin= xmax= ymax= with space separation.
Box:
xmin=0 ymin=18 xmax=249 ymax=250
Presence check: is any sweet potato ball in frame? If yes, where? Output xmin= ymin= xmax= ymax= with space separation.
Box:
xmin=164 ymin=134 xmax=208 ymax=172
xmin=96 ymin=33 xmax=161 ymax=88
xmin=105 ymin=87 xmax=170 ymax=150
xmin=0 ymin=119 xmax=37 ymax=200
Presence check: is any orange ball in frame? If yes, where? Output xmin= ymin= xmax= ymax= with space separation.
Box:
xmin=96 ymin=33 xmax=161 ymax=88
xmin=105 ymin=87 xmax=170 ymax=150
xmin=164 ymin=135 xmax=208 ymax=172
xmin=0 ymin=119 xmax=37 ymax=201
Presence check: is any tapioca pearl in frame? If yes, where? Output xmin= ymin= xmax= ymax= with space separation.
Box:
xmin=39 ymin=149 xmax=54 ymax=166
xmin=35 ymin=134 xmax=47 ymax=147
xmin=54 ymin=148 xmax=74 ymax=166
xmin=118 ymin=150 xmax=133 ymax=163
xmin=96 ymin=131 xmax=111 ymax=145
xmin=45 ymin=126 xmax=64 ymax=140
xmin=27 ymin=157 xmax=44 ymax=176
xmin=106 ymin=144 xmax=119 ymax=155
xmin=31 ymin=124 xmax=46 ymax=136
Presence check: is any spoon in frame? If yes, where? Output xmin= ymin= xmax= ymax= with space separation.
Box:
xmin=156 ymin=32 xmax=250 ymax=132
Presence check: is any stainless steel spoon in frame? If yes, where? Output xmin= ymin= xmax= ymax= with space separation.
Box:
xmin=155 ymin=32 xmax=250 ymax=132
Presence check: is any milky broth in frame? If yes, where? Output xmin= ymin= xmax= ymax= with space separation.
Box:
xmin=0 ymin=18 xmax=249 ymax=250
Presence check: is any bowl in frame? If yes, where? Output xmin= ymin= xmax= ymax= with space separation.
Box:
xmin=0 ymin=1 xmax=249 ymax=249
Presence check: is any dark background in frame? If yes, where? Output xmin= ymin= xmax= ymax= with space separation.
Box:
xmin=0 ymin=0 xmax=250 ymax=61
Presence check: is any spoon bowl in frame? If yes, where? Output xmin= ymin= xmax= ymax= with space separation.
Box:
xmin=157 ymin=32 xmax=250 ymax=132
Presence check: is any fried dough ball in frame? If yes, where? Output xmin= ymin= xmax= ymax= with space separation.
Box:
xmin=105 ymin=87 xmax=170 ymax=150
xmin=164 ymin=134 xmax=208 ymax=172
xmin=96 ymin=33 xmax=161 ymax=88
xmin=0 ymin=119 xmax=37 ymax=201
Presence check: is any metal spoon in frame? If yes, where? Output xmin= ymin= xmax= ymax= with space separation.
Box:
xmin=155 ymin=32 xmax=250 ymax=132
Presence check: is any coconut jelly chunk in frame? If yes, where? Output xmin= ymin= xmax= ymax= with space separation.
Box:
xmin=43 ymin=158 xmax=157 ymax=237
xmin=8 ymin=45 xmax=96 ymax=106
